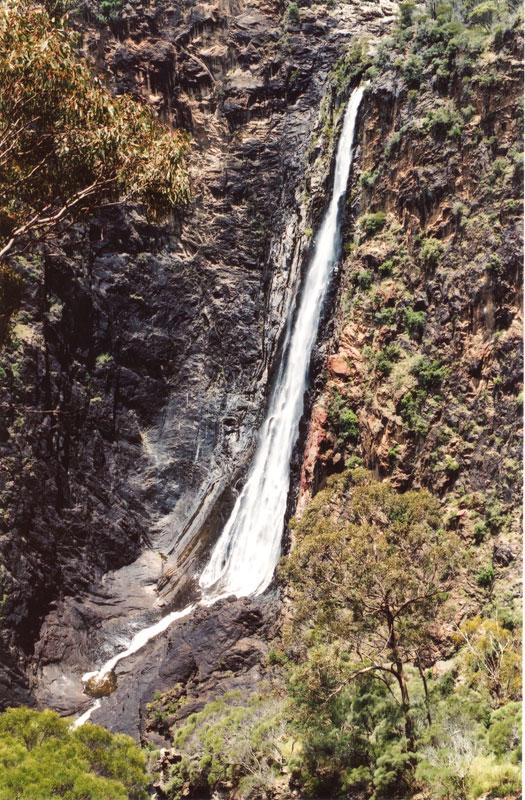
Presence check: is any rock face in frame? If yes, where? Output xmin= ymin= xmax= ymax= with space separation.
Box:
xmin=0 ymin=0 xmax=397 ymax=725
xmin=299 ymin=25 xmax=523 ymax=620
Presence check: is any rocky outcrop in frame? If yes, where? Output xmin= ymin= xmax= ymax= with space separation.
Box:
xmin=0 ymin=0 xmax=397 ymax=724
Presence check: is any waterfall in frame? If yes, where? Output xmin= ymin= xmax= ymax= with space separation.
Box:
xmin=199 ymin=85 xmax=364 ymax=598
xmin=73 ymin=85 xmax=363 ymax=727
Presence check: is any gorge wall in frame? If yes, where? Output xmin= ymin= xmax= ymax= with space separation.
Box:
xmin=0 ymin=0 xmax=397 ymax=723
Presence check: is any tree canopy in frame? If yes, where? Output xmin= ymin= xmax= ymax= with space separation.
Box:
xmin=0 ymin=0 xmax=190 ymax=264
xmin=283 ymin=469 xmax=460 ymax=746
xmin=0 ymin=707 xmax=148 ymax=799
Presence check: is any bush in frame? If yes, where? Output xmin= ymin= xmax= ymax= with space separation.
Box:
xmin=0 ymin=707 xmax=148 ymax=799
xmin=166 ymin=693 xmax=288 ymax=799
xmin=468 ymin=1 xmax=499 ymax=30
xmin=422 ymin=106 xmax=463 ymax=139
xmin=404 ymin=308 xmax=426 ymax=336
xmin=375 ymin=343 xmax=401 ymax=376
xmin=412 ymin=356 xmax=447 ymax=389
xmin=476 ymin=564 xmax=495 ymax=588
xmin=399 ymin=389 xmax=429 ymax=434
xmin=360 ymin=170 xmax=378 ymax=189
xmin=403 ymin=54 xmax=423 ymax=87
xmin=377 ymin=261 xmax=393 ymax=279
xmin=420 ymin=237 xmax=444 ymax=267
xmin=356 ymin=269 xmax=373 ymax=289
xmin=488 ymin=702 xmax=521 ymax=761
xmin=328 ymin=391 xmax=359 ymax=445
xmin=375 ymin=307 xmax=397 ymax=326
xmin=359 ymin=211 xmax=387 ymax=237
xmin=468 ymin=756 xmax=521 ymax=799
xmin=473 ymin=520 xmax=487 ymax=544
xmin=286 ymin=2 xmax=299 ymax=22
xmin=99 ymin=0 xmax=123 ymax=19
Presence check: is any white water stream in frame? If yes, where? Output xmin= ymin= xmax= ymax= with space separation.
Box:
xmin=73 ymin=85 xmax=363 ymax=727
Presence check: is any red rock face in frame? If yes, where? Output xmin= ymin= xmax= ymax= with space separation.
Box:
xmin=297 ymin=24 xmax=523 ymax=623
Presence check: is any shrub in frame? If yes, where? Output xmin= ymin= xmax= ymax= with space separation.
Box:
xmin=167 ymin=693 xmax=288 ymax=798
xmin=375 ymin=343 xmax=401 ymax=376
xmin=412 ymin=356 xmax=447 ymax=389
xmin=379 ymin=258 xmax=394 ymax=276
xmin=422 ymin=106 xmax=463 ymax=139
xmin=360 ymin=211 xmax=387 ymax=237
xmin=328 ymin=391 xmax=359 ymax=445
xmin=360 ymin=170 xmax=378 ymax=189
xmin=286 ymin=2 xmax=299 ymax=22
xmin=456 ymin=617 xmax=521 ymax=702
xmin=99 ymin=0 xmax=123 ymax=19
xmin=468 ymin=1 xmax=499 ymax=30
xmin=399 ymin=389 xmax=428 ymax=434
xmin=404 ymin=308 xmax=426 ymax=336
xmin=385 ymin=131 xmax=402 ymax=156
xmin=403 ymin=54 xmax=423 ymax=87
xmin=375 ymin=307 xmax=397 ymax=326
xmin=488 ymin=702 xmax=521 ymax=761
xmin=95 ymin=352 xmax=113 ymax=366
xmin=420 ymin=237 xmax=444 ymax=267
xmin=398 ymin=0 xmax=416 ymax=28
xmin=473 ymin=520 xmax=487 ymax=544
xmin=443 ymin=455 xmax=460 ymax=474
xmin=476 ymin=564 xmax=495 ymax=588
xmin=468 ymin=756 xmax=521 ymax=799
xmin=356 ymin=269 xmax=373 ymax=289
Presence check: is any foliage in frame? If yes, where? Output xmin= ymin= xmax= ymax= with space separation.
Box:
xmin=468 ymin=1 xmax=499 ymax=30
xmin=283 ymin=469 xmax=460 ymax=750
xmin=399 ymin=389 xmax=429 ymax=434
xmin=411 ymin=356 xmax=447 ymax=389
xmin=165 ymin=693 xmax=288 ymax=799
xmin=327 ymin=390 xmax=359 ymax=446
xmin=416 ymin=690 xmax=521 ymax=799
xmin=287 ymin=648 xmax=409 ymax=798
xmin=487 ymin=702 xmax=521 ymax=761
xmin=404 ymin=307 xmax=426 ymax=336
xmin=476 ymin=563 xmax=495 ymax=588
xmin=0 ymin=1 xmax=190 ymax=265
xmin=420 ymin=236 xmax=444 ymax=267
xmin=331 ymin=40 xmax=372 ymax=95
xmin=0 ymin=707 xmax=148 ymax=800
xmin=454 ymin=616 xmax=521 ymax=703
xmin=356 ymin=268 xmax=373 ymax=289
xmin=374 ymin=343 xmax=401 ymax=376
xmin=286 ymin=1 xmax=299 ymax=22
xmin=359 ymin=211 xmax=387 ymax=237
xmin=422 ymin=105 xmax=463 ymax=138
xmin=99 ymin=0 xmax=124 ymax=21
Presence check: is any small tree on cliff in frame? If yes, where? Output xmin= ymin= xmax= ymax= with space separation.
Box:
xmin=283 ymin=469 xmax=460 ymax=749
xmin=0 ymin=0 xmax=190 ymax=265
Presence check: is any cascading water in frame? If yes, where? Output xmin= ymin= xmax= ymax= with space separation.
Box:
xmin=199 ymin=85 xmax=364 ymax=598
xmin=73 ymin=85 xmax=364 ymax=727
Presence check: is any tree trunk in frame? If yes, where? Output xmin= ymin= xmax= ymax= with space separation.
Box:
xmin=417 ymin=661 xmax=432 ymax=726
xmin=386 ymin=609 xmax=415 ymax=750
